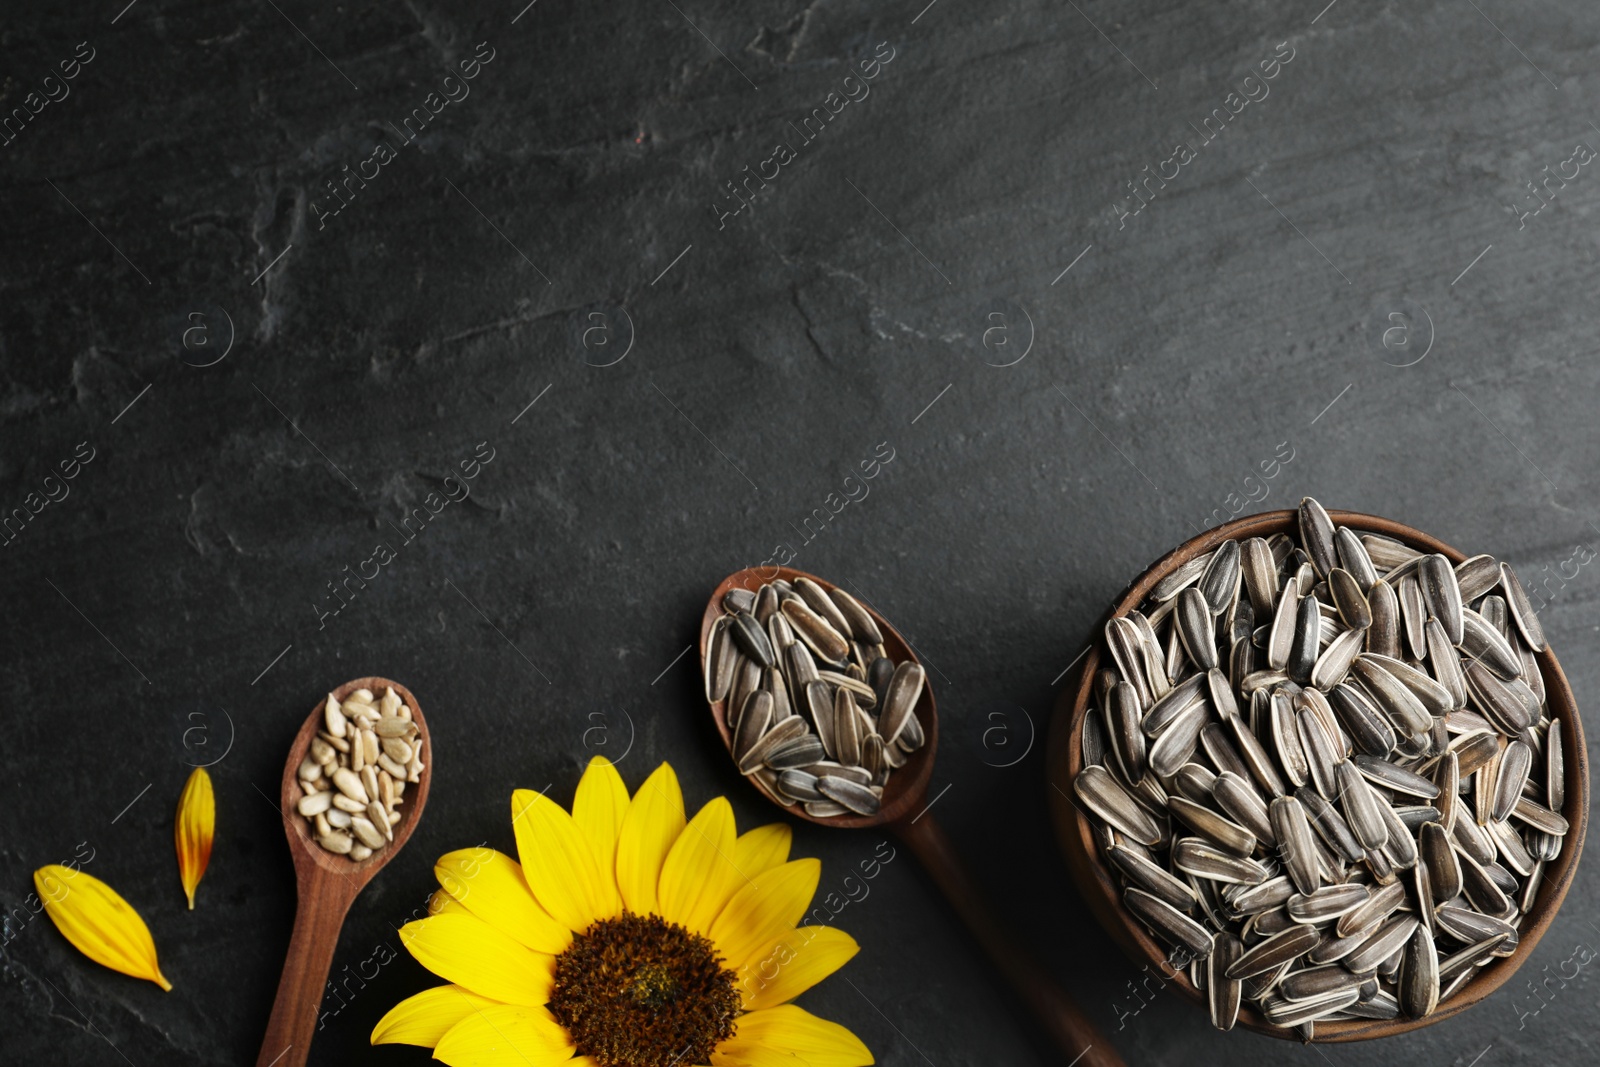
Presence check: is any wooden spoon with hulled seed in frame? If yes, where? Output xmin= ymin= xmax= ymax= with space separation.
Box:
xmin=256 ymin=677 xmax=433 ymax=1067
xmin=702 ymin=568 xmax=1124 ymax=1067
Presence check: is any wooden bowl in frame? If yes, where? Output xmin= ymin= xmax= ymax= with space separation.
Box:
xmin=699 ymin=566 xmax=938 ymax=829
xmin=1046 ymin=509 xmax=1589 ymax=1041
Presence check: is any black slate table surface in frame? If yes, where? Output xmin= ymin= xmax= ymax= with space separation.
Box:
xmin=3 ymin=1 xmax=1597 ymax=1064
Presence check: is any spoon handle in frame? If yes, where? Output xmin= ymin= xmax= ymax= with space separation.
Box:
xmin=256 ymin=872 xmax=357 ymax=1067
xmin=893 ymin=812 xmax=1124 ymax=1067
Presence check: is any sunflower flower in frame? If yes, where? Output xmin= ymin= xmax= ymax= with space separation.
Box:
xmin=373 ymin=757 xmax=872 ymax=1067
xmin=33 ymin=865 xmax=172 ymax=990
xmin=174 ymin=766 xmax=214 ymax=909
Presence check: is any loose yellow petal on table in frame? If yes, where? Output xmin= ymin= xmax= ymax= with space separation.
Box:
xmin=614 ymin=762 xmax=685 ymax=914
xmin=658 ymin=796 xmax=744 ymax=934
xmin=733 ymin=823 xmax=792 ymax=877
xmin=432 ymin=1003 xmax=574 ymax=1067
xmin=435 ymin=848 xmax=570 ymax=955
xmin=33 ymin=865 xmax=172 ymax=991
xmin=371 ymin=984 xmax=497 ymax=1047
xmin=711 ymin=1004 xmax=873 ymax=1067
xmin=571 ymin=755 xmax=629 ymax=883
xmin=709 ymin=858 xmax=819 ymax=966
xmin=511 ymin=787 xmax=620 ymax=932
xmin=398 ymin=914 xmax=555 ymax=1006
xmin=174 ymin=766 xmax=214 ymax=910
xmin=738 ymin=926 xmax=860 ymax=1011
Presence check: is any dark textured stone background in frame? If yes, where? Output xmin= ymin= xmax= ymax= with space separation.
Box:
xmin=2 ymin=0 xmax=1597 ymax=1064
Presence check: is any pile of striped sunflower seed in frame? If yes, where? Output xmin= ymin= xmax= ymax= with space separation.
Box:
xmin=1074 ymin=498 xmax=1569 ymax=1037
xmin=703 ymin=576 xmax=927 ymax=818
xmin=294 ymin=686 xmax=424 ymax=860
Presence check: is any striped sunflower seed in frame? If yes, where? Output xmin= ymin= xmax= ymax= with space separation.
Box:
xmin=1460 ymin=609 xmax=1522 ymax=681
xmin=1075 ymin=766 xmax=1164 ymax=847
xmin=1212 ymin=772 xmax=1275 ymax=847
xmin=1171 ymin=796 xmax=1254 ymax=857
xmin=827 ymin=587 xmax=883 ymax=644
xmin=1172 ymin=837 xmax=1269 ymax=885
xmin=1335 ymin=879 xmax=1406 ymax=939
xmin=775 ymin=768 xmax=823 ymax=803
xmin=730 ymin=610 xmax=777 ymax=669
xmin=738 ymin=716 xmax=807 ymax=774
xmin=815 ymin=774 xmax=880 ymax=816
xmin=1150 ymin=552 xmax=1211 ymax=602
xmin=1311 ymin=627 xmax=1364 ymax=691
xmin=1148 ymin=700 xmax=1207 ymax=778
xmin=1298 ymin=498 xmax=1337 ymax=578
xmin=1328 ymin=568 xmax=1372 ymax=630
xmin=1207 ymin=933 xmax=1244 ymax=1030
xmin=1285 ymin=884 xmax=1370 ymax=924
xmin=1125 ymin=887 xmax=1215 ymax=958
xmin=1200 ymin=539 xmax=1243 ymax=616
xmin=1241 ymin=538 xmax=1278 ymax=617
xmin=794 ymin=577 xmax=853 ymax=639
xmin=1454 ymin=554 xmax=1502 ymax=603
xmin=1279 ymin=964 xmax=1362 ymax=1001
xmin=1400 ymin=923 xmax=1441 ymax=1019
xmin=1286 ymin=595 xmax=1321 ymax=684
xmin=781 ymin=597 xmax=850 ymax=665
xmin=1107 ymin=843 xmax=1199 ymax=909
xmin=1500 ymin=562 xmax=1546 ymax=651
xmin=1176 ymin=587 xmax=1219 ymax=671
xmin=1109 ymin=681 xmax=1148 ymax=786
xmin=1419 ymin=554 xmax=1464 ymax=645
xmin=1269 ymin=796 xmax=1320 ymax=895
xmin=1227 ymin=924 xmax=1321 ymax=979
xmin=1366 ymin=578 xmax=1401 ymax=659
xmin=879 ymin=661 xmax=926 ymax=747
xmin=1263 ymin=987 xmax=1359 ymax=1027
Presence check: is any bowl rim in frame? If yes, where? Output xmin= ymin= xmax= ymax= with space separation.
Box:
xmin=1046 ymin=507 xmax=1590 ymax=1042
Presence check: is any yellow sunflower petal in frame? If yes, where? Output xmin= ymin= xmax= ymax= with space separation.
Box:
xmin=712 ymin=1004 xmax=873 ymax=1067
xmin=738 ymin=926 xmax=860 ymax=1011
xmin=33 ymin=865 xmax=171 ymax=990
xmin=615 ymin=762 xmax=685 ymax=914
xmin=657 ymin=797 xmax=745 ymax=934
xmin=512 ymin=787 xmax=620 ymax=932
xmin=711 ymin=1047 xmax=794 ymax=1067
xmin=572 ymin=755 xmax=629 ymax=886
xmin=174 ymin=767 xmax=214 ymax=910
xmin=708 ymin=858 xmax=819 ymax=966
xmin=435 ymin=848 xmax=571 ymax=955
xmin=429 ymin=888 xmax=472 ymax=917
xmin=433 ymin=1003 xmax=574 ymax=1067
xmin=733 ymin=823 xmax=791 ymax=877
xmin=398 ymin=914 xmax=555 ymax=1006
xmin=371 ymin=984 xmax=498 ymax=1047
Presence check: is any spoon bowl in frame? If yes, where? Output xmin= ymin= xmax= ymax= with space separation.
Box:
xmin=700 ymin=567 xmax=937 ymax=827
xmin=256 ymin=677 xmax=431 ymax=1067
xmin=701 ymin=567 xmax=1123 ymax=1067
